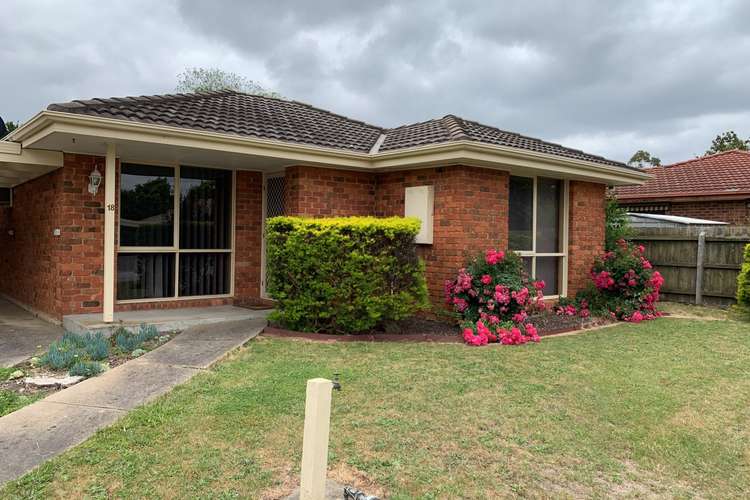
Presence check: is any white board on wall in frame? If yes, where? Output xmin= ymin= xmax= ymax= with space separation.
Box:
xmin=404 ymin=185 xmax=434 ymax=244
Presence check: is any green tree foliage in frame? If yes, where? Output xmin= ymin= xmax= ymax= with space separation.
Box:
xmin=628 ymin=150 xmax=661 ymax=168
xmin=176 ymin=67 xmax=281 ymax=97
xmin=266 ymin=216 xmax=429 ymax=333
xmin=737 ymin=244 xmax=750 ymax=308
xmin=605 ymin=197 xmax=632 ymax=251
xmin=705 ymin=130 xmax=749 ymax=155
xmin=0 ymin=118 xmax=18 ymax=138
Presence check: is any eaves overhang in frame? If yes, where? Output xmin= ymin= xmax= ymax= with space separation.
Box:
xmin=6 ymin=111 xmax=651 ymax=186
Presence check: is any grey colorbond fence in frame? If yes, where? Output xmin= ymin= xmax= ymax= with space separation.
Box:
xmin=632 ymin=226 xmax=750 ymax=306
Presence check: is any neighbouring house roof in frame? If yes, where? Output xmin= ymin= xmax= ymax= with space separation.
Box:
xmin=46 ymin=91 xmax=631 ymax=169
xmin=615 ymin=150 xmax=750 ymax=201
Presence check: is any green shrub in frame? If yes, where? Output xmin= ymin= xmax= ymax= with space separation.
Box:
xmin=266 ymin=216 xmax=429 ymax=333
xmin=41 ymin=337 xmax=84 ymax=370
xmin=69 ymin=361 xmax=104 ymax=377
xmin=114 ymin=327 xmax=142 ymax=352
xmin=737 ymin=244 xmax=750 ymax=307
xmin=41 ymin=332 xmax=112 ymax=369
xmin=137 ymin=324 xmax=159 ymax=342
xmin=61 ymin=331 xmax=87 ymax=349
xmin=605 ymin=197 xmax=632 ymax=251
xmin=82 ymin=332 xmax=110 ymax=361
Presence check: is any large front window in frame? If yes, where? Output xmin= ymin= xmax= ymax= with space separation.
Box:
xmin=117 ymin=164 xmax=233 ymax=301
xmin=509 ymin=176 xmax=568 ymax=296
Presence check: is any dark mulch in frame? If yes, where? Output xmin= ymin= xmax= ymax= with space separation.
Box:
xmin=264 ymin=312 xmax=616 ymax=343
xmin=527 ymin=313 xmax=614 ymax=336
xmin=263 ymin=327 xmax=463 ymax=343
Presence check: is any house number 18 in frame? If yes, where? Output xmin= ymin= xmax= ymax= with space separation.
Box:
xmin=107 ymin=204 xmax=116 ymax=212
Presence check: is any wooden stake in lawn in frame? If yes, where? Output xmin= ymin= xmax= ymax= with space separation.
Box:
xmin=300 ymin=378 xmax=335 ymax=500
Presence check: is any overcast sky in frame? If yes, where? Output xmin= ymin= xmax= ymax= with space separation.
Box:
xmin=2 ymin=0 xmax=749 ymax=164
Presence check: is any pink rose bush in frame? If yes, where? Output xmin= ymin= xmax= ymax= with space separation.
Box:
xmin=446 ymin=248 xmax=545 ymax=346
xmin=561 ymin=239 xmax=663 ymax=322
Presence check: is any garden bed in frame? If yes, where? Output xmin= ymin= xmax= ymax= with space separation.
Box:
xmin=265 ymin=311 xmax=615 ymax=343
xmin=527 ymin=312 xmax=614 ymax=336
xmin=0 ymin=328 xmax=179 ymax=417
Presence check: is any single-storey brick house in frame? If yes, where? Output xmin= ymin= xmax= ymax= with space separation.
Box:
xmin=615 ymin=150 xmax=750 ymax=225
xmin=0 ymin=91 xmax=648 ymax=324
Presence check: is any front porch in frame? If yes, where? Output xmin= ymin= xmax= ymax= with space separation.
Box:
xmin=63 ymin=305 xmax=272 ymax=337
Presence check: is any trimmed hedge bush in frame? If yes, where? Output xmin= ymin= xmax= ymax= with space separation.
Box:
xmin=737 ymin=244 xmax=750 ymax=307
xmin=266 ymin=216 xmax=429 ymax=333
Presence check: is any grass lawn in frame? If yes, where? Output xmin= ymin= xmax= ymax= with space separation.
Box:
xmin=2 ymin=318 xmax=749 ymax=498
xmin=0 ymin=368 xmax=46 ymax=418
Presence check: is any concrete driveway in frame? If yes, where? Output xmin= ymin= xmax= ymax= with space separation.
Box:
xmin=0 ymin=298 xmax=62 ymax=368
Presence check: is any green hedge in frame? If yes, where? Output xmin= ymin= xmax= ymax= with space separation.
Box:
xmin=737 ymin=243 xmax=750 ymax=307
xmin=266 ymin=216 xmax=429 ymax=333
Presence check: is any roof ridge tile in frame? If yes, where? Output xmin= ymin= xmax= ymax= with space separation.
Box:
xmin=442 ymin=115 xmax=469 ymax=140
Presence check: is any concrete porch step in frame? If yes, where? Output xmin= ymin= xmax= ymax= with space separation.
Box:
xmin=63 ymin=305 xmax=272 ymax=336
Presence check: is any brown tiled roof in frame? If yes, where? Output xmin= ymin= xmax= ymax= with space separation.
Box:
xmin=48 ymin=91 xmax=383 ymax=153
xmin=615 ymin=150 xmax=750 ymax=200
xmin=381 ymin=115 xmax=629 ymax=167
xmin=48 ymin=91 xmax=629 ymax=168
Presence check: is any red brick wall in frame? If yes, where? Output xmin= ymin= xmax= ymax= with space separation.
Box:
xmin=0 ymin=154 xmax=265 ymax=320
xmin=284 ymin=165 xmax=375 ymax=216
xmin=57 ymin=154 xmax=107 ymax=316
xmin=0 ymin=154 xmax=106 ymax=318
xmin=375 ymin=166 xmax=509 ymax=305
xmin=567 ymin=181 xmax=606 ymax=295
xmin=233 ymin=170 xmax=264 ymax=304
xmin=667 ymin=199 xmax=750 ymax=225
xmin=0 ymin=169 xmax=64 ymax=317
xmin=1 ymin=154 xmax=607 ymax=319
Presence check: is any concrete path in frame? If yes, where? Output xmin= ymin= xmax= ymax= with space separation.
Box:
xmin=0 ymin=297 xmax=63 ymax=368
xmin=0 ymin=317 xmax=267 ymax=486
xmin=64 ymin=305 xmax=272 ymax=336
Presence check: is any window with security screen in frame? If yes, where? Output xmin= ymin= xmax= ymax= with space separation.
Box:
xmin=266 ymin=175 xmax=285 ymax=218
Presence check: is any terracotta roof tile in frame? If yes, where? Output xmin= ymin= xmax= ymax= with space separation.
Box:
xmin=614 ymin=150 xmax=750 ymax=200
xmin=47 ymin=91 xmax=630 ymax=169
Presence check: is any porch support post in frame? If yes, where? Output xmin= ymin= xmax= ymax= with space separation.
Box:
xmin=103 ymin=144 xmax=116 ymax=323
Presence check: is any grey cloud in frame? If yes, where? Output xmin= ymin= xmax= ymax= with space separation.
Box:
xmin=2 ymin=0 xmax=750 ymax=164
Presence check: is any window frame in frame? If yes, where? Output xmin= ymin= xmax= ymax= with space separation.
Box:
xmin=510 ymin=176 xmax=570 ymax=299
xmin=117 ymin=162 xmax=236 ymax=303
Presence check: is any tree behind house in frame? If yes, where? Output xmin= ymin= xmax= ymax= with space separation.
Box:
xmin=0 ymin=117 xmax=18 ymax=138
xmin=705 ymin=130 xmax=749 ymax=155
xmin=605 ymin=197 xmax=632 ymax=251
xmin=628 ymin=150 xmax=661 ymax=168
xmin=176 ymin=67 xmax=281 ymax=97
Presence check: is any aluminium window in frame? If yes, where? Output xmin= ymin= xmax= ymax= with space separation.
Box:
xmin=117 ymin=163 xmax=234 ymax=301
xmin=508 ymin=176 xmax=569 ymax=297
